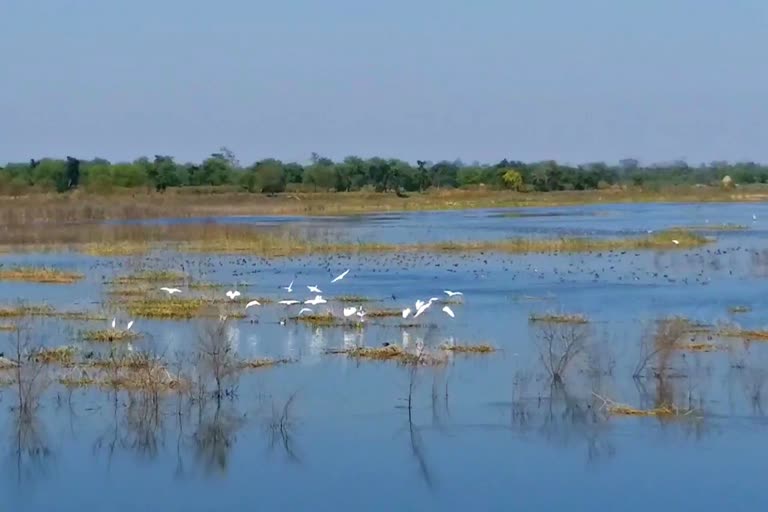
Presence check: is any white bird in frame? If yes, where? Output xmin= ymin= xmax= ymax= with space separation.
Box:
xmin=226 ymin=290 xmax=241 ymax=300
xmin=307 ymin=285 xmax=322 ymax=293
xmin=444 ymin=290 xmax=463 ymax=297
xmin=415 ymin=299 xmax=425 ymax=310
xmin=279 ymin=299 xmax=300 ymax=306
xmin=414 ymin=298 xmax=438 ymax=318
xmin=402 ymin=307 xmax=412 ymax=319
xmin=672 ymin=239 xmax=680 ymax=245
xmin=284 ymin=280 xmax=294 ymax=293
xmin=753 ymin=214 xmax=758 ymax=221
xmin=298 ymin=308 xmax=313 ymax=315
xmin=245 ymin=300 xmax=261 ymax=309
xmin=442 ymin=305 xmax=455 ymax=318
xmin=331 ymin=269 xmax=350 ymax=283
xmin=305 ymin=295 xmax=327 ymax=306
xmin=111 ymin=318 xmax=116 ymax=329
xmin=160 ymin=287 xmax=182 ymax=295
xmin=356 ymin=308 xmax=366 ymax=321
xmin=126 ymin=320 xmax=134 ymax=331
xmin=343 ymin=307 xmax=357 ymax=317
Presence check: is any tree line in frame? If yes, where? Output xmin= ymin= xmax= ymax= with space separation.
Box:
xmin=0 ymin=150 xmax=765 ymax=195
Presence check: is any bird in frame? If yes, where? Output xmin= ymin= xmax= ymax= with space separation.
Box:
xmin=305 ymin=295 xmax=327 ymax=306
xmin=284 ymin=280 xmax=294 ymax=293
xmin=444 ymin=290 xmax=463 ymax=297
xmin=356 ymin=308 xmax=367 ymax=321
xmin=343 ymin=307 xmax=357 ymax=317
xmin=415 ymin=299 xmax=426 ymax=310
xmin=442 ymin=305 xmax=455 ymax=318
xmin=126 ymin=320 xmax=134 ymax=331
xmin=307 ymin=285 xmax=322 ymax=293
xmin=414 ymin=298 xmax=437 ymax=318
xmin=160 ymin=287 xmax=182 ymax=295
xmin=298 ymin=307 xmax=313 ymax=315
xmin=402 ymin=307 xmax=412 ymax=319
xmin=111 ymin=318 xmax=116 ymax=329
xmin=672 ymin=240 xmax=680 ymax=245
xmin=279 ymin=299 xmax=300 ymax=305
xmin=245 ymin=300 xmax=261 ymax=309
xmin=226 ymin=290 xmax=241 ymax=300
xmin=331 ymin=269 xmax=350 ymax=283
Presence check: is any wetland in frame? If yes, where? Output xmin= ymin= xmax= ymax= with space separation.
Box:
xmin=2 ymin=201 xmax=768 ymax=511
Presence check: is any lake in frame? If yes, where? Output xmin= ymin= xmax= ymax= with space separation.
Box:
xmin=2 ymin=202 xmax=768 ymax=511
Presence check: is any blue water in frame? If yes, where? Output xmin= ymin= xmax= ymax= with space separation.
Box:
xmin=2 ymin=202 xmax=768 ymax=511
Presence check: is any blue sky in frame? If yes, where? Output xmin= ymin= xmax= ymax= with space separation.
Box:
xmin=2 ymin=0 xmax=767 ymax=165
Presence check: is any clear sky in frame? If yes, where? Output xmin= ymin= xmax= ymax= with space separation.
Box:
xmin=2 ymin=0 xmax=768 ymax=166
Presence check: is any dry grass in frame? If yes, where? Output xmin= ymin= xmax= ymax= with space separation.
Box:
xmin=0 ymin=304 xmax=55 ymax=318
xmin=440 ymin=343 xmax=496 ymax=353
xmin=723 ymin=328 xmax=768 ymax=341
xmin=80 ymin=329 xmax=140 ymax=342
xmin=290 ymin=314 xmax=354 ymax=327
xmin=0 ymin=266 xmax=83 ymax=283
xmin=33 ymin=346 xmax=77 ymax=364
xmin=111 ymin=270 xmax=185 ymax=285
xmin=366 ymin=309 xmax=404 ymax=318
xmin=677 ymin=342 xmax=722 ymax=352
xmin=671 ymin=224 xmax=748 ymax=231
xmin=238 ymin=358 xmax=293 ymax=370
xmin=123 ymin=297 xmax=209 ymax=319
xmin=529 ymin=313 xmax=589 ymax=324
xmin=0 ymin=323 xmax=17 ymax=331
xmin=326 ymin=345 xmax=443 ymax=365
xmin=593 ymin=393 xmax=695 ymax=418
xmin=335 ymin=295 xmax=375 ymax=303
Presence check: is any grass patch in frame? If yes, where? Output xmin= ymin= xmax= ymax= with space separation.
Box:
xmin=0 ymin=304 xmax=55 ymax=318
xmin=677 ymin=342 xmax=721 ymax=352
xmin=238 ymin=358 xmax=293 ymax=370
xmin=335 ymin=295 xmax=375 ymax=303
xmin=33 ymin=346 xmax=77 ymax=364
xmin=0 ymin=323 xmax=17 ymax=331
xmin=0 ymin=266 xmax=83 ymax=284
xmin=723 ymin=328 xmax=768 ymax=341
xmin=672 ymin=224 xmax=748 ymax=231
xmin=290 ymin=314 xmax=350 ymax=327
xmin=593 ymin=393 xmax=695 ymax=418
xmin=367 ymin=309 xmax=403 ymax=318
xmin=440 ymin=343 xmax=495 ymax=353
xmin=326 ymin=345 xmax=442 ymax=365
xmin=80 ymin=329 xmax=140 ymax=342
xmin=111 ymin=270 xmax=185 ymax=285
xmin=124 ymin=297 xmax=208 ymax=319
xmin=529 ymin=313 xmax=589 ymax=324
xmin=728 ymin=305 xmax=751 ymax=314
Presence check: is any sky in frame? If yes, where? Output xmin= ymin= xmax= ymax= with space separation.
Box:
xmin=2 ymin=0 xmax=768 ymax=166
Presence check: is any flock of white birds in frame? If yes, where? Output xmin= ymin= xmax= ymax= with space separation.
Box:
xmin=154 ymin=268 xmax=462 ymax=325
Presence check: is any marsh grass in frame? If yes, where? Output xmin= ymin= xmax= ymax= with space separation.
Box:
xmin=112 ymin=270 xmax=185 ymax=285
xmin=529 ymin=313 xmax=589 ymax=324
xmin=0 ymin=266 xmax=83 ymax=284
xmin=728 ymin=305 xmax=752 ymax=314
xmin=593 ymin=393 xmax=696 ymax=418
xmin=238 ymin=358 xmax=293 ymax=370
xmin=335 ymin=295 xmax=375 ymax=303
xmin=678 ymin=343 xmax=722 ymax=352
xmin=0 ymin=323 xmax=17 ymax=331
xmin=33 ymin=346 xmax=77 ymax=364
xmin=123 ymin=297 xmax=209 ymax=319
xmin=440 ymin=343 xmax=496 ymax=354
xmin=366 ymin=309 xmax=404 ymax=318
xmin=326 ymin=345 xmax=447 ymax=365
xmin=672 ymin=224 xmax=748 ymax=231
xmin=289 ymin=314 xmax=356 ymax=327
xmin=722 ymin=328 xmax=768 ymax=341
xmin=80 ymin=329 xmax=140 ymax=342
xmin=0 ymin=304 xmax=55 ymax=318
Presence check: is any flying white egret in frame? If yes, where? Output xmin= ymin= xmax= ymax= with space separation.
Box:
xmin=402 ymin=307 xmax=412 ymax=319
xmin=126 ymin=320 xmax=135 ymax=331
xmin=415 ymin=299 xmax=425 ymax=310
xmin=279 ymin=299 xmax=300 ymax=306
xmin=226 ymin=290 xmax=241 ymax=300
xmin=672 ymin=240 xmax=680 ymax=245
xmin=444 ymin=290 xmax=463 ymax=297
xmin=111 ymin=318 xmax=116 ymax=329
xmin=307 ymin=285 xmax=322 ymax=293
xmin=245 ymin=300 xmax=261 ymax=309
xmin=343 ymin=306 xmax=357 ymax=317
xmin=298 ymin=307 xmax=313 ymax=315
xmin=331 ymin=269 xmax=350 ymax=283
xmin=305 ymin=295 xmax=327 ymax=306
xmin=160 ymin=287 xmax=182 ymax=295
xmin=414 ymin=298 xmax=438 ymax=318
xmin=356 ymin=308 xmax=367 ymax=321
xmin=442 ymin=305 xmax=455 ymax=318
xmin=283 ymin=280 xmax=294 ymax=293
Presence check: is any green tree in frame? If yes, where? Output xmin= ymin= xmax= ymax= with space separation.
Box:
xmin=501 ymin=169 xmax=524 ymax=190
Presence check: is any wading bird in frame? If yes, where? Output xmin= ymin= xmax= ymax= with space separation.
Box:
xmin=305 ymin=295 xmax=327 ymax=306
xmin=444 ymin=290 xmax=463 ymax=297
xmin=245 ymin=300 xmax=261 ymax=309
xmin=226 ymin=290 xmax=241 ymax=300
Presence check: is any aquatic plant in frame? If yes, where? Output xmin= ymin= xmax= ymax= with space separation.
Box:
xmin=80 ymin=328 xmax=140 ymax=342
xmin=33 ymin=346 xmax=77 ymax=364
xmin=529 ymin=312 xmax=589 ymax=324
xmin=439 ymin=343 xmax=496 ymax=354
xmin=0 ymin=266 xmax=83 ymax=284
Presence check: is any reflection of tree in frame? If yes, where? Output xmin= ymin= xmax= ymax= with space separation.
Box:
xmin=264 ymin=393 xmax=300 ymax=463
xmin=193 ymin=402 xmax=244 ymax=475
xmin=8 ymin=406 xmax=52 ymax=486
